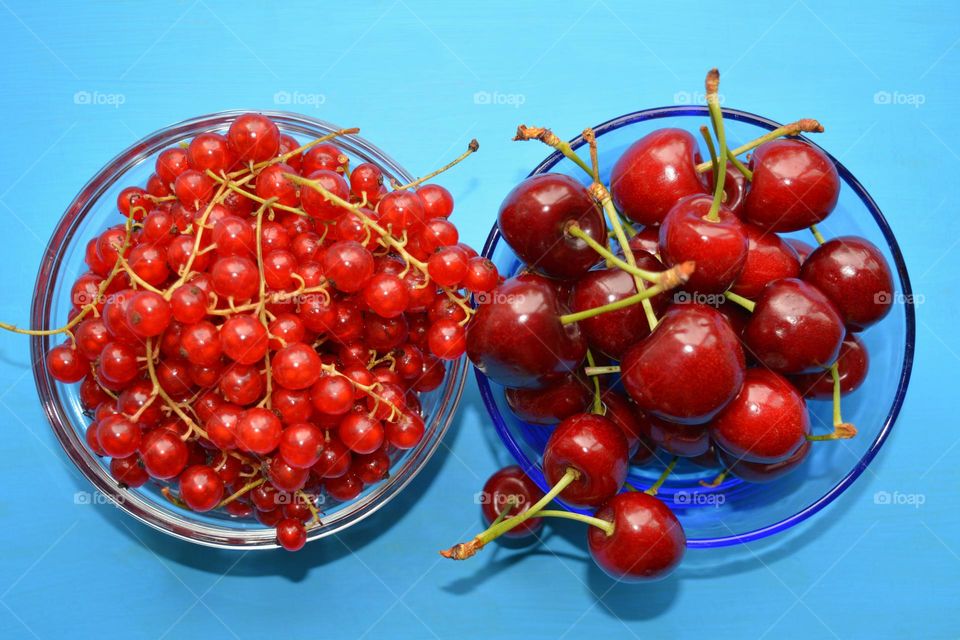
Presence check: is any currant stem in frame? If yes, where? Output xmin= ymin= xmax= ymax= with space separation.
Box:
xmin=694 ymin=118 xmax=825 ymax=174
xmin=644 ymin=456 xmax=679 ymax=496
xmin=440 ymin=467 xmax=580 ymax=560
xmin=705 ymin=69 xmax=728 ymax=223
xmin=216 ymin=477 xmax=265 ymax=508
xmin=699 ymin=125 xmax=719 ymax=185
xmin=724 ymin=291 xmax=756 ymax=313
xmin=533 ymin=509 xmax=615 ymax=536
xmin=392 ymin=139 xmax=479 ymax=191
xmin=584 ymin=365 xmax=621 ymax=376
xmin=585 ymin=350 xmax=603 ymax=415
xmin=810 ymin=224 xmax=827 ymax=245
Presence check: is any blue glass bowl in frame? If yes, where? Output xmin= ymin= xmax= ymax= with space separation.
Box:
xmin=475 ymin=106 xmax=915 ymax=548
xmin=30 ymin=111 xmax=467 ymax=549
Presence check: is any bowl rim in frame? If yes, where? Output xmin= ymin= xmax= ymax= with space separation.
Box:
xmin=475 ymin=104 xmax=916 ymax=548
xmin=30 ymin=109 xmax=467 ymax=549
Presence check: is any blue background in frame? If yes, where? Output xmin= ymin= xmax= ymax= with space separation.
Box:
xmin=0 ymin=1 xmax=956 ymax=638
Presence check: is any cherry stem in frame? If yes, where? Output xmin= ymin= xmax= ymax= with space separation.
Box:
xmin=391 ymin=139 xmax=479 ymax=191
xmin=585 ymin=351 xmax=604 ymax=414
xmin=440 ymin=468 xmax=580 ymax=560
xmin=566 ymin=224 xmax=691 ymax=288
xmin=699 ymin=125 xmax=719 ymax=185
xmin=513 ymin=125 xmax=595 ymax=179
xmin=694 ymin=118 xmax=825 ymax=174
xmin=489 ymin=496 xmax=518 ymax=528
xmin=705 ymin=69 xmax=728 ymax=223
xmin=810 ymin=224 xmax=827 ymax=245
xmin=726 ymin=149 xmax=753 ymax=181
xmin=700 ymin=468 xmax=728 ymax=488
xmin=584 ymin=365 xmax=620 ymax=376
xmin=559 ymin=278 xmax=680 ymax=325
xmin=533 ymin=509 xmax=614 ymax=536
xmin=807 ymin=363 xmax=858 ymax=441
xmin=644 ymin=456 xmax=679 ymax=495
xmin=724 ymin=290 xmax=756 ymax=313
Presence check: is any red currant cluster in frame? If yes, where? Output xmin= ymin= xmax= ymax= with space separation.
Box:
xmin=7 ymin=113 xmax=498 ymax=551
xmin=446 ymin=69 xmax=893 ymax=581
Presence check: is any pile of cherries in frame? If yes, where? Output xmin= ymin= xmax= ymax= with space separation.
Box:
xmin=445 ymin=69 xmax=894 ymax=582
xmin=7 ymin=113 xmax=498 ymax=551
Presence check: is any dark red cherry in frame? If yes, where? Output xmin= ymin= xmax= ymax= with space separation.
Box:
xmin=659 ymin=195 xmax=747 ymax=293
xmin=588 ymin=492 xmax=686 ymax=582
xmin=621 ymin=304 xmax=745 ymax=424
xmin=645 ymin=415 xmax=710 ymax=458
xmin=479 ymin=466 xmax=545 ymax=538
xmin=610 ymin=128 xmax=705 ymax=226
xmin=703 ymin=161 xmax=748 ymax=217
xmin=600 ymin=390 xmax=656 ymax=460
xmin=790 ymin=335 xmax=869 ymax=399
xmin=497 ymin=173 xmax=606 ymax=279
xmin=787 ymin=238 xmax=815 ymax=263
xmin=744 ymin=139 xmax=840 ymax=232
xmin=743 ymin=278 xmax=845 ymax=374
xmin=730 ymin=223 xmax=801 ymax=298
xmin=710 ymin=369 xmax=809 ymax=463
xmin=627 ymin=226 xmax=660 ymax=256
xmin=719 ymin=440 xmax=811 ymax=483
xmin=504 ymin=375 xmax=592 ymax=425
xmin=466 ymin=274 xmax=586 ymax=389
xmin=569 ymin=249 xmax=669 ymax=358
xmin=800 ymin=236 xmax=894 ymax=331
xmin=542 ymin=413 xmax=628 ymax=508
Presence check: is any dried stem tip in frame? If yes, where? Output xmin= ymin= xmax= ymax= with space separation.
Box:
xmin=705 ymin=68 xmax=720 ymax=98
xmin=514 ymin=125 xmax=561 ymax=147
xmin=587 ymin=182 xmax=610 ymax=203
xmin=439 ymin=538 xmax=483 ymax=560
xmin=661 ymin=261 xmax=696 ymax=289
xmin=468 ymin=138 xmax=480 ymax=152
xmin=791 ymin=118 xmax=825 ymax=134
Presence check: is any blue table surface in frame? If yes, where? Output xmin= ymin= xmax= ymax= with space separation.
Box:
xmin=0 ymin=1 xmax=957 ymax=638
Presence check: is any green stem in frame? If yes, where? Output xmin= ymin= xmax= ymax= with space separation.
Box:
xmin=476 ymin=468 xmax=579 ymax=545
xmin=534 ymin=509 xmax=614 ymax=536
xmin=726 ymin=148 xmax=753 ymax=181
xmin=560 ymin=282 xmax=671 ymax=325
xmin=566 ymin=224 xmax=668 ymax=285
xmin=489 ymin=497 xmax=517 ymax=528
xmin=724 ymin=291 xmax=756 ymax=313
xmin=810 ymin=224 xmax=826 ymax=245
xmin=694 ymin=118 xmax=825 ymax=174
xmin=705 ymin=71 xmax=728 ymax=222
xmin=586 ymin=350 xmax=603 ymax=415
xmin=699 ymin=125 xmax=719 ymax=185
xmin=584 ymin=365 xmax=621 ymax=376
xmin=806 ymin=363 xmax=857 ymax=441
xmin=645 ymin=456 xmax=679 ymax=496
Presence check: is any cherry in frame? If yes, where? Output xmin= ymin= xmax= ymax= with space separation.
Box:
xmin=601 ymin=390 xmax=657 ymax=460
xmin=730 ymin=223 xmax=801 ymax=298
xmin=497 ymin=173 xmax=606 ymax=279
xmin=646 ymin=416 xmax=710 ymax=458
xmin=790 ymin=335 xmax=869 ymax=399
xmin=659 ymin=195 xmax=747 ymax=294
xmin=479 ymin=466 xmax=545 ymax=537
xmin=588 ymin=492 xmax=686 ymax=582
xmin=702 ymin=161 xmax=748 ymax=217
xmin=466 ymin=274 xmax=586 ymax=389
xmin=272 ymin=343 xmax=322 ymax=390
xmin=227 ymin=113 xmax=280 ymax=164
xmin=718 ymin=440 xmax=811 ymax=483
xmin=276 ymin=518 xmax=307 ymax=551
xmin=710 ymin=369 xmax=809 ymax=463
xmin=504 ymin=375 xmax=591 ymax=425
xmin=787 ymin=238 xmax=815 ymax=263
xmin=542 ymin=413 xmax=628 ymax=508
xmin=179 ymin=465 xmax=224 ymax=512
xmin=743 ymin=278 xmax=845 ymax=373
xmin=621 ymin=304 xmax=745 ymax=424
xmin=744 ymin=139 xmax=840 ymax=232
xmin=800 ymin=236 xmax=894 ymax=331
xmin=610 ymin=128 xmax=705 ymax=226
xmin=140 ymin=428 xmax=189 ymax=479
xmin=236 ymin=407 xmax=282 ymax=454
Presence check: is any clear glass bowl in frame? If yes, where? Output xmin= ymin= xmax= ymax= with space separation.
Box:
xmin=30 ymin=110 xmax=467 ymax=549
xmin=476 ymin=106 xmax=915 ymax=548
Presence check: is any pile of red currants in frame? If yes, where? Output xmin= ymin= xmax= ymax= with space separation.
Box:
xmin=445 ymin=69 xmax=894 ymax=582
xmin=4 ymin=113 xmax=498 ymax=551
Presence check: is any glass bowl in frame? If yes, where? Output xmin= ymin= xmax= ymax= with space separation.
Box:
xmin=476 ymin=105 xmax=915 ymax=548
xmin=30 ymin=110 xmax=467 ymax=549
